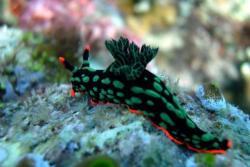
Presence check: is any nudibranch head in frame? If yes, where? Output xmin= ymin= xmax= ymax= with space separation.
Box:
xmin=59 ymin=45 xmax=94 ymax=94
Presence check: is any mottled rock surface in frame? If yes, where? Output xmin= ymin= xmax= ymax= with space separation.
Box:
xmin=0 ymin=84 xmax=249 ymax=167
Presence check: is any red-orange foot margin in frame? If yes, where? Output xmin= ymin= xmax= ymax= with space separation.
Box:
xmin=128 ymin=108 xmax=143 ymax=115
xmin=151 ymin=122 xmax=231 ymax=154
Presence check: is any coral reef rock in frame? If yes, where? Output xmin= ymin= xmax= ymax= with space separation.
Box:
xmin=0 ymin=84 xmax=249 ymax=167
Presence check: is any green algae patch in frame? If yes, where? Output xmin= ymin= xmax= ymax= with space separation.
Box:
xmin=76 ymin=155 xmax=119 ymax=167
xmin=195 ymin=154 xmax=216 ymax=167
xmin=143 ymin=157 xmax=156 ymax=167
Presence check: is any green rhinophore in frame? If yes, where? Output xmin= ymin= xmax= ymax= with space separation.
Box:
xmin=186 ymin=119 xmax=196 ymax=129
xmin=113 ymin=80 xmax=124 ymax=89
xmin=153 ymin=82 xmax=163 ymax=92
xmin=130 ymin=97 xmax=142 ymax=104
xmin=160 ymin=113 xmax=175 ymax=126
xmin=116 ymin=92 xmax=124 ymax=97
xmin=146 ymin=100 xmax=154 ymax=106
xmin=201 ymin=133 xmax=215 ymax=142
xmin=93 ymin=75 xmax=100 ymax=82
xmin=82 ymin=76 xmax=90 ymax=82
xmin=145 ymin=89 xmax=161 ymax=98
xmin=101 ymin=78 xmax=111 ymax=85
xmin=131 ymin=86 xmax=144 ymax=94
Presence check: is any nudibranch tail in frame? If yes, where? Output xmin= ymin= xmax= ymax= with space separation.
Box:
xmin=148 ymin=91 xmax=232 ymax=154
xmin=153 ymin=118 xmax=231 ymax=154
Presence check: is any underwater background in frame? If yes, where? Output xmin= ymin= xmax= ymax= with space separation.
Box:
xmin=0 ymin=0 xmax=250 ymax=167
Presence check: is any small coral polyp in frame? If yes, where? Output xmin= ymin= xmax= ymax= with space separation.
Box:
xmin=59 ymin=37 xmax=232 ymax=154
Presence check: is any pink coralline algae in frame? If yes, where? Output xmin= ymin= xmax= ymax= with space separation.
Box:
xmin=11 ymin=0 xmax=141 ymax=54
xmin=17 ymin=0 xmax=95 ymax=34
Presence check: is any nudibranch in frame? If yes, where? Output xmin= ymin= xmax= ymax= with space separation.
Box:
xmin=59 ymin=37 xmax=232 ymax=154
